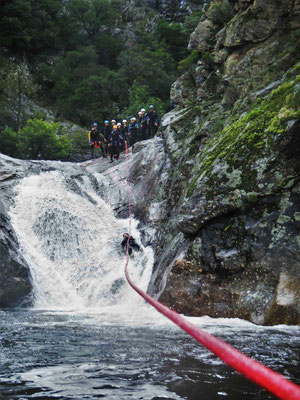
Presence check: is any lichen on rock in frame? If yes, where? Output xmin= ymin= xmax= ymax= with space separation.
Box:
xmin=150 ymin=0 xmax=300 ymax=325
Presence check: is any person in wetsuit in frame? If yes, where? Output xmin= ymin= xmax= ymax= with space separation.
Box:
xmin=103 ymin=120 xmax=111 ymax=157
xmin=121 ymin=119 xmax=128 ymax=145
xmin=89 ymin=123 xmax=100 ymax=159
xmin=128 ymin=117 xmax=138 ymax=150
xmin=109 ymin=125 xmax=120 ymax=163
xmin=121 ymin=233 xmax=141 ymax=255
xmin=147 ymin=105 xmax=159 ymax=138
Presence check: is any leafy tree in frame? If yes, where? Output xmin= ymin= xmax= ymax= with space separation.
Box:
xmin=155 ymin=20 xmax=189 ymax=62
xmin=124 ymin=81 xmax=164 ymax=120
xmin=0 ymin=0 xmax=32 ymax=57
xmin=18 ymin=119 xmax=72 ymax=160
xmin=0 ymin=0 xmax=200 ymax=132
xmin=182 ymin=10 xmax=203 ymax=36
xmin=0 ymin=0 xmax=63 ymax=58
xmin=0 ymin=59 xmax=37 ymax=130
xmin=0 ymin=127 xmax=19 ymax=158
xmin=178 ymin=50 xmax=200 ymax=72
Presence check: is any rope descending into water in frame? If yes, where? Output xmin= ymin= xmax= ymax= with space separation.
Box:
xmin=123 ymin=141 xmax=300 ymax=400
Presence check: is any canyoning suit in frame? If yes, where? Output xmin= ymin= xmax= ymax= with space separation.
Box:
xmin=147 ymin=110 xmax=159 ymax=138
xmin=166 ymin=102 xmax=176 ymax=113
xmin=89 ymin=128 xmax=101 ymax=159
xmin=128 ymin=122 xmax=139 ymax=149
xmin=118 ymin=128 xmax=125 ymax=151
xmin=121 ymin=236 xmax=141 ymax=256
xmin=121 ymin=124 xmax=128 ymax=145
xmin=103 ymin=125 xmax=111 ymax=157
xmin=109 ymin=130 xmax=120 ymax=162
xmin=140 ymin=114 xmax=148 ymax=140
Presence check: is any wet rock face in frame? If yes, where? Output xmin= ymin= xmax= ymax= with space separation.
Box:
xmin=149 ymin=0 xmax=300 ymax=325
xmin=144 ymin=0 xmax=207 ymax=21
xmin=159 ymin=192 xmax=300 ymax=324
xmin=0 ymin=155 xmax=32 ymax=307
xmin=0 ymin=204 xmax=32 ymax=307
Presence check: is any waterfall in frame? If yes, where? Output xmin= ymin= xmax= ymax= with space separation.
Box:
xmin=9 ymin=169 xmax=154 ymax=315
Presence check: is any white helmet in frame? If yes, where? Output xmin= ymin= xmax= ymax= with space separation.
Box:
xmin=117 ymin=122 xmax=121 ymax=126
xmin=130 ymin=117 xmax=136 ymax=121
xmin=122 ymin=119 xmax=127 ymax=123
xmin=111 ymin=119 xmax=116 ymax=123
xmin=141 ymin=108 xmax=145 ymax=112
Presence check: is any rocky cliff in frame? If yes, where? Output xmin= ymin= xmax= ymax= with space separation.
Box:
xmin=0 ymin=0 xmax=299 ymax=325
xmin=147 ymin=0 xmax=300 ymax=325
xmin=0 ymin=155 xmax=32 ymax=307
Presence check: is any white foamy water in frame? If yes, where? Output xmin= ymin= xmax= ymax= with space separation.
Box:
xmin=9 ymin=170 xmax=156 ymax=320
xmin=8 ymin=169 xmax=299 ymax=333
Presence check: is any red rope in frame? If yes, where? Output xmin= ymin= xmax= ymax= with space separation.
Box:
xmin=123 ymin=141 xmax=300 ymax=400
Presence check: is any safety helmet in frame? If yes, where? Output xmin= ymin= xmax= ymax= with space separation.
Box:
xmin=141 ymin=108 xmax=145 ymax=112
xmin=122 ymin=119 xmax=127 ymax=123
xmin=104 ymin=120 xmax=109 ymax=124
xmin=117 ymin=122 xmax=121 ymax=126
xmin=130 ymin=117 xmax=136 ymax=121
xmin=93 ymin=122 xmax=98 ymax=126
xmin=111 ymin=119 xmax=116 ymax=123
xmin=113 ymin=125 xmax=118 ymax=129
xmin=149 ymin=105 xmax=154 ymax=109
xmin=138 ymin=111 xmax=142 ymax=116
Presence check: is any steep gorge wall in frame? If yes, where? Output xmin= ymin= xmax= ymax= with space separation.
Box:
xmin=148 ymin=0 xmax=300 ymax=325
xmin=0 ymin=0 xmax=299 ymax=325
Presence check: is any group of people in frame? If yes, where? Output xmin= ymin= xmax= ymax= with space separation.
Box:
xmin=88 ymin=105 xmax=159 ymax=162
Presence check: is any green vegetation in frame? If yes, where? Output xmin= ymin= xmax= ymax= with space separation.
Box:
xmin=0 ymin=119 xmax=72 ymax=160
xmin=206 ymin=0 xmax=234 ymax=25
xmin=186 ymin=70 xmax=300 ymax=196
xmin=0 ymin=0 xmax=203 ymax=159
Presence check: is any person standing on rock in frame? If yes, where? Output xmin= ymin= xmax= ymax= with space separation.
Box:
xmin=109 ymin=125 xmax=120 ymax=163
xmin=111 ymin=119 xmax=116 ymax=131
xmin=166 ymin=100 xmax=175 ymax=113
xmin=147 ymin=105 xmax=159 ymax=138
xmin=88 ymin=123 xmax=100 ymax=159
xmin=128 ymin=117 xmax=138 ymax=150
xmin=103 ymin=120 xmax=111 ymax=157
xmin=121 ymin=119 xmax=128 ymax=145
xmin=138 ymin=111 xmax=143 ymax=140
xmin=140 ymin=108 xmax=148 ymax=140
xmin=117 ymin=122 xmax=125 ymax=151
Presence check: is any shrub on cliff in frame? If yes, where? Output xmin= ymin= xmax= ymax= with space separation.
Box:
xmin=19 ymin=119 xmax=72 ymax=160
xmin=0 ymin=119 xmax=72 ymax=160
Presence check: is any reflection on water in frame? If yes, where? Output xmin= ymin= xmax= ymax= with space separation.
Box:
xmin=0 ymin=310 xmax=299 ymax=400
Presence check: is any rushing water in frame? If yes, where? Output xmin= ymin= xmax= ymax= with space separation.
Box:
xmin=1 ymin=169 xmax=299 ymax=399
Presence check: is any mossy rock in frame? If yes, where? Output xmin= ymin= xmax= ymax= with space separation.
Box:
xmin=186 ymin=69 xmax=300 ymax=197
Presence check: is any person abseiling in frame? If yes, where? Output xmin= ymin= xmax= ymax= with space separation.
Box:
xmin=88 ymin=123 xmax=101 ymax=159
xmin=109 ymin=125 xmax=120 ymax=163
xmin=147 ymin=105 xmax=159 ymax=137
xmin=128 ymin=117 xmax=138 ymax=150
xmin=121 ymin=233 xmax=141 ymax=256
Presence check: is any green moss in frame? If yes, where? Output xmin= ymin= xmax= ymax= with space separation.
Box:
xmin=185 ymin=72 xmax=300 ymax=197
xmin=206 ymin=0 xmax=234 ymax=25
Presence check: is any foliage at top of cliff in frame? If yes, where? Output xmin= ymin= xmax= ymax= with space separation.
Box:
xmin=0 ymin=0 xmax=203 ymax=131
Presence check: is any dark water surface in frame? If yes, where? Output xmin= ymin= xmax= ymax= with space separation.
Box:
xmin=0 ymin=310 xmax=299 ymax=400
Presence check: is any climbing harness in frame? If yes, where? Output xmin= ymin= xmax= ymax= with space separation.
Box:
xmin=123 ymin=142 xmax=300 ymax=400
